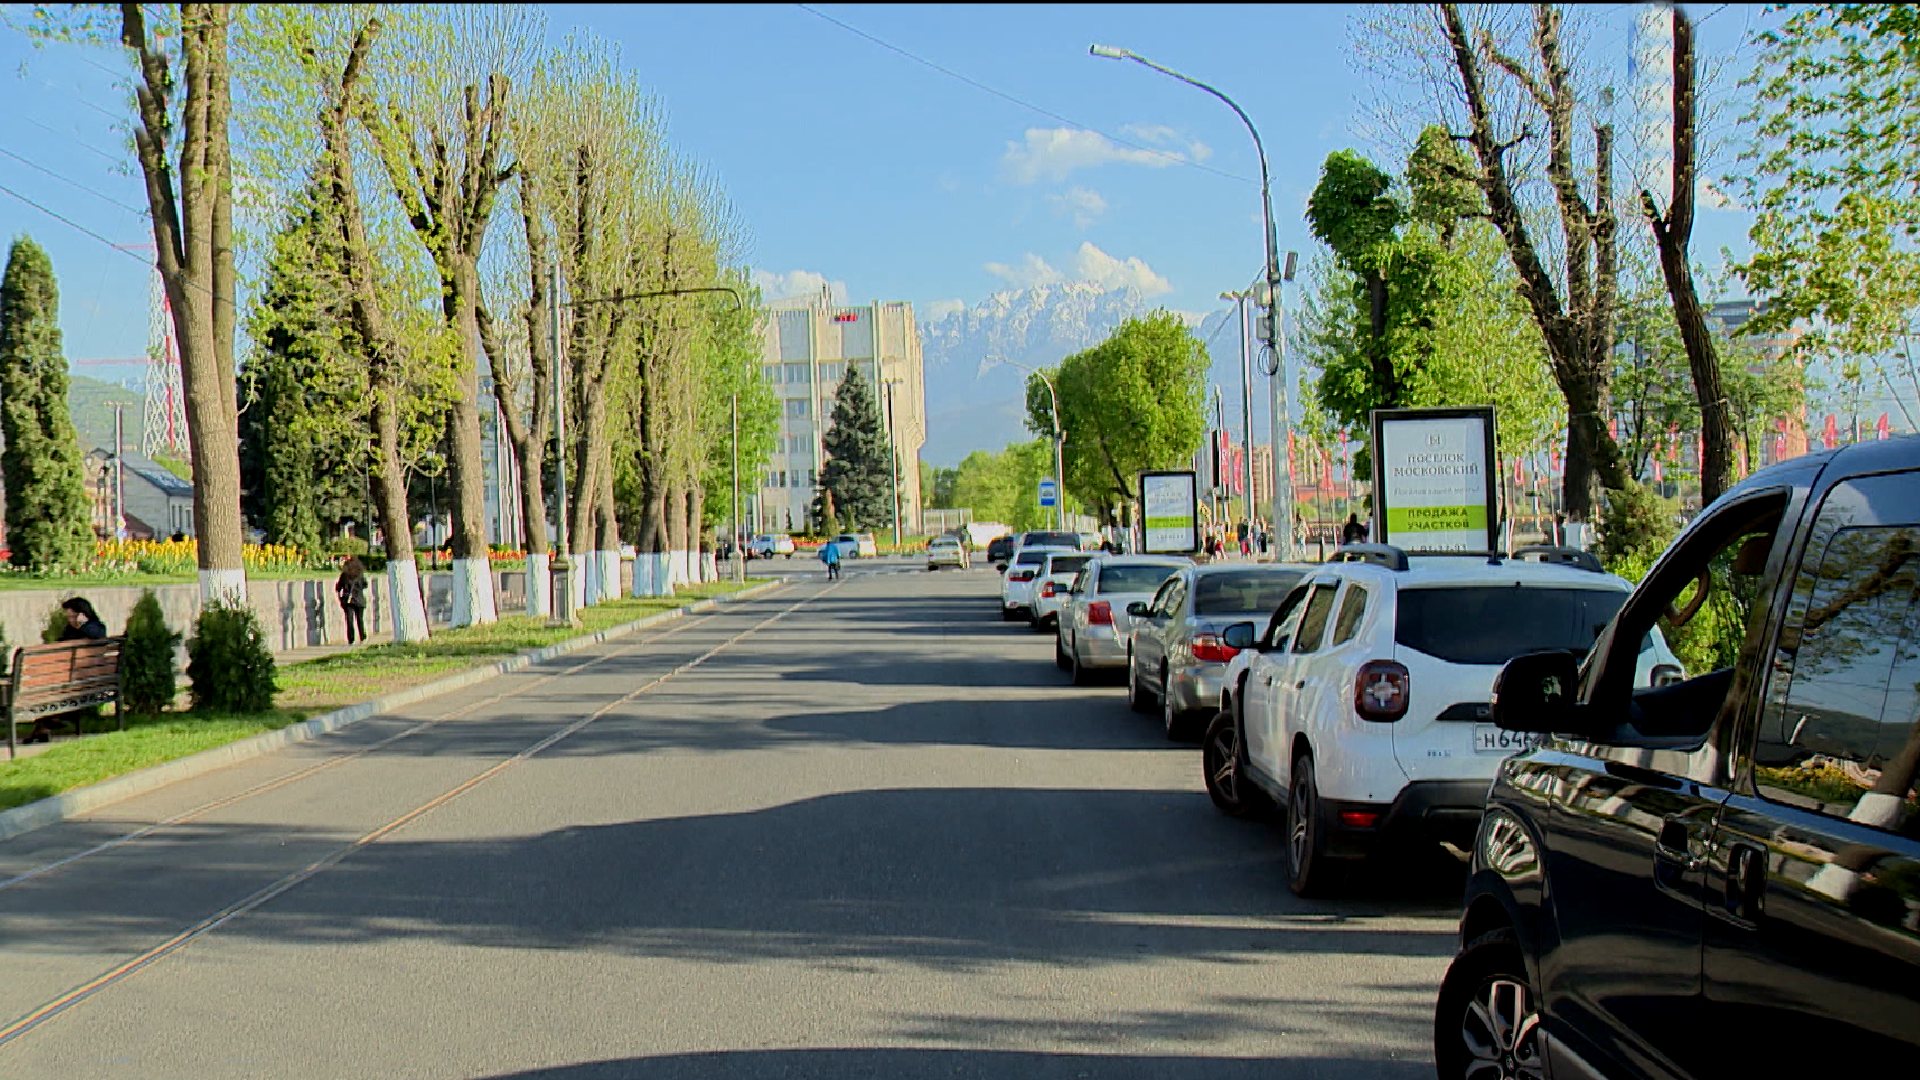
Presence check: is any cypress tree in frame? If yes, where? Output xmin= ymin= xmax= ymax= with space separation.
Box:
xmin=0 ymin=237 xmax=94 ymax=568
xmin=814 ymin=365 xmax=894 ymax=531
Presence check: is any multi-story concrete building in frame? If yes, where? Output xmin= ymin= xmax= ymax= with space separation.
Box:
xmin=754 ymin=293 xmax=925 ymax=536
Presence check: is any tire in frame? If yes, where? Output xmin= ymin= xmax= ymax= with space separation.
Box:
xmin=1434 ymin=929 xmax=1543 ymax=1080
xmin=1054 ymin=635 xmax=1071 ymax=671
xmin=1001 ymin=605 xmax=1016 ymax=622
xmin=1162 ymin=666 xmax=1197 ymax=741
xmin=1029 ymin=614 xmax=1051 ymax=634
xmin=1070 ymin=639 xmax=1094 ymax=687
xmin=1127 ymin=653 xmax=1156 ymax=714
xmin=1202 ymin=709 xmax=1273 ymax=818
xmin=1285 ymin=755 xmax=1341 ymax=897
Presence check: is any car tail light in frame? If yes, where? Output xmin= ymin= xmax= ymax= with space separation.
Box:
xmin=1040 ymin=581 xmax=1058 ymax=598
xmin=1191 ymin=632 xmax=1239 ymax=664
xmin=1087 ymin=601 xmax=1113 ymax=625
xmin=1339 ymin=810 xmax=1381 ymax=829
xmin=1354 ymin=660 xmax=1411 ymax=722
xmin=1010 ymin=570 xmax=1035 ymax=582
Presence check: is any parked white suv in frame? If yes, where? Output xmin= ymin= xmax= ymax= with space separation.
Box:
xmin=1202 ymin=544 xmax=1685 ymax=896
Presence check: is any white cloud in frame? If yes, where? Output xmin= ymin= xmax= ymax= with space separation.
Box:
xmin=1046 ymin=186 xmax=1108 ymax=228
xmin=752 ymin=268 xmax=849 ymax=305
xmin=1073 ymin=242 xmax=1171 ymax=297
xmin=1119 ymin=123 xmax=1212 ymax=163
xmin=1000 ymin=128 xmax=1186 ymax=185
xmin=983 ymin=252 xmax=1067 ymax=289
xmin=924 ymin=298 xmax=966 ymax=322
xmin=983 ymin=243 xmax=1172 ymax=298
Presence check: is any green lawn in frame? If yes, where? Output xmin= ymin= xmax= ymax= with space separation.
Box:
xmin=0 ymin=578 xmax=770 ymax=812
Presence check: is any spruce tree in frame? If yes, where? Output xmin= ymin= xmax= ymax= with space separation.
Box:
xmin=815 ymin=365 xmax=894 ymax=531
xmin=0 ymin=237 xmax=94 ymax=568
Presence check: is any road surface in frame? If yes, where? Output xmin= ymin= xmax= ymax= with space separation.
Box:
xmin=0 ymin=562 xmax=1457 ymax=1078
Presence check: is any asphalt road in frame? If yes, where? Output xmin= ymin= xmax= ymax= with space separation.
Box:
xmin=0 ymin=562 xmax=1459 ymax=1079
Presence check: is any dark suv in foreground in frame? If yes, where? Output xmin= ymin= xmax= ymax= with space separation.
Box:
xmin=1438 ymin=438 xmax=1920 ymax=1079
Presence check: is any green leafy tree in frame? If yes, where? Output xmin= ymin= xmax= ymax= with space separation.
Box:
xmin=1740 ymin=4 xmax=1920 ymax=361
xmin=0 ymin=237 xmax=93 ymax=568
xmin=815 ymin=365 xmax=894 ymax=531
xmin=1028 ymin=311 xmax=1209 ymax=524
xmin=122 ymin=588 xmax=182 ymax=715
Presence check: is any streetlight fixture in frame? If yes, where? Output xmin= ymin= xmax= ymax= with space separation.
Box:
xmin=547 ymin=263 xmax=744 ymax=627
xmin=1089 ymin=43 xmax=1295 ymax=560
xmin=995 ymin=356 xmax=1068 ymax=532
xmin=1219 ymin=281 xmax=1260 ymax=544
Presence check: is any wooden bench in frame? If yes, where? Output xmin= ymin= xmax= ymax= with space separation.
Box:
xmin=4 ymin=638 xmax=125 ymax=759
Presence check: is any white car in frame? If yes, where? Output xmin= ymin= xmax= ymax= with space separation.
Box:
xmin=999 ymin=546 xmax=1074 ymax=622
xmin=749 ymin=534 xmax=796 ymax=559
xmin=1028 ymin=551 xmax=1095 ymax=632
xmin=926 ymin=536 xmax=968 ymax=570
xmin=1202 ymin=543 xmax=1685 ymax=896
xmin=831 ymin=533 xmax=880 ymax=559
xmin=1054 ymin=555 xmax=1193 ymax=684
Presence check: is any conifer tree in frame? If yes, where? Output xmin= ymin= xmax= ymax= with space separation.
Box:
xmin=0 ymin=237 xmax=94 ymax=568
xmin=814 ymin=365 xmax=895 ymax=532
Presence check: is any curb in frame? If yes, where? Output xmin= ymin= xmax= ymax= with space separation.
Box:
xmin=0 ymin=579 xmax=786 ymax=843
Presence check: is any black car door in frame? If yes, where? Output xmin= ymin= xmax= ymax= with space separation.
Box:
xmin=1519 ymin=486 xmax=1803 ymax=1080
xmin=1704 ymin=467 xmax=1920 ymax=1073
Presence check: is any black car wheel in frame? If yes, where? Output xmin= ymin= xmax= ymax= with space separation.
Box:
xmin=1285 ymin=755 xmax=1340 ymax=897
xmin=1054 ymin=634 xmax=1071 ymax=671
xmin=1127 ymin=654 xmax=1155 ymax=714
xmin=1161 ymin=666 xmax=1197 ymax=741
xmin=1434 ymin=928 xmax=1544 ymax=1080
xmin=1202 ymin=709 xmax=1272 ymax=818
xmin=1069 ymin=640 xmax=1095 ymax=687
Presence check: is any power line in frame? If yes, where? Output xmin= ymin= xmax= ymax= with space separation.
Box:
xmin=18 ymin=114 xmax=124 ymax=165
xmin=795 ymin=4 xmax=1253 ymax=185
xmin=0 ymin=145 xmax=147 ymax=216
xmin=0 ymin=180 xmax=149 ymax=264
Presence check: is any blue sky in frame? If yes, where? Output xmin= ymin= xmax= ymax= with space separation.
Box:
xmin=0 ymin=3 xmax=1768 ymax=384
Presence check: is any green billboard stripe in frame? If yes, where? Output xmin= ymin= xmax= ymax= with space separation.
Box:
xmin=1144 ymin=516 xmax=1194 ymax=530
xmin=1385 ymin=505 xmax=1487 ymax=534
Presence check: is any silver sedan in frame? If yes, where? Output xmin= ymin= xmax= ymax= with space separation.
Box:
xmin=1126 ymin=563 xmax=1309 ymax=741
xmin=1053 ymin=555 xmax=1193 ymax=685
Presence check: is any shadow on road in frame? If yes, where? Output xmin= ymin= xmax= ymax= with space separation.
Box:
xmin=474 ymin=1047 xmax=1430 ymax=1079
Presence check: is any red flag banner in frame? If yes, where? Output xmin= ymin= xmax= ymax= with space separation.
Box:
xmin=1878 ymin=413 xmax=1892 ymax=440
xmin=1823 ymin=414 xmax=1839 ymax=449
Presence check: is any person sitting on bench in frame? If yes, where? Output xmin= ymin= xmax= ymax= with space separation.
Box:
xmin=23 ymin=597 xmax=109 ymax=745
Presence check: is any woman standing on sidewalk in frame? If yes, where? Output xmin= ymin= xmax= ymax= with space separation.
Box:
xmin=335 ymin=557 xmax=370 ymax=645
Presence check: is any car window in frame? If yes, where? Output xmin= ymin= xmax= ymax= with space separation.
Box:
xmin=1046 ymin=555 xmax=1092 ymax=577
xmin=1193 ymin=569 xmax=1305 ymax=615
xmin=1755 ymin=472 xmax=1920 ymax=834
xmin=1395 ymin=586 xmax=1628 ymax=666
xmin=1015 ymin=551 xmax=1050 ymax=567
xmin=1265 ymin=586 xmax=1311 ymax=651
xmin=1291 ymin=584 xmax=1342 ymax=654
xmin=1068 ymin=570 xmax=1089 ymax=595
xmin=1098 ymin=565 xmax=1182 ymax=594
xmin=1330 ymin=583 xmax=1369 ymax=646
xmin=1023 ymin=531 xmax=1080 ymax=549
xmin=1147 ymin=578 xmax=1178 ymax=616
xmin=1162 ymin=578 xmax=1189 ymax=617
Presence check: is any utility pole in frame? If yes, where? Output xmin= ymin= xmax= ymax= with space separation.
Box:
xmin=731 ymin=393 xmax=744 ymax=583
xmin=548 ymin=259 xmax=576 ymax=628
xmin=884 ymin=380 xmax=902 ymax=548
xmin=111 ymin=402 xmax=126 ymax=538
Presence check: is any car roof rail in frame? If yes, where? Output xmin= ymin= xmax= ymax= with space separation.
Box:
xmin=1329 ymin=543 xmax=1410 ymax=572
xmin=1510 ymin=545 xmax=1605 ymax=573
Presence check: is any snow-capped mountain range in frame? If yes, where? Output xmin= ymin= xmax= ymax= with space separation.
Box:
xmin=917 ymin=281 xmax=1263 ymax=465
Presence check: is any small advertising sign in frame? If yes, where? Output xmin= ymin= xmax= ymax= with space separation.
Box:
xmin=1138 ymin=470 xmax=1200 ymax=554
xmin=1369 ymin=406 xmax=1498 ymax=553
xmin=1038 ymin=478 xmax=1059 ymax=507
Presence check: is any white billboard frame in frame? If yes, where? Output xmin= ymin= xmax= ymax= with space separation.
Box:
xmin=1138 ymin=470 xmax=1200 ymax=554
xmin=1368 ymin=406 xmax=1499 ymax=553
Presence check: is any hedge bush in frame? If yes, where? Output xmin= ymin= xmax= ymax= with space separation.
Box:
xmin=186 ymin=599 xmax=277 ymax=713
xmin=40 ymin=602 xmax=67 ymax=643
xmin=122 ymin=588 xmax=182 ymax=714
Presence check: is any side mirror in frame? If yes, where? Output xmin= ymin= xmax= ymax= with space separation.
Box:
xmin=1221 ymin=621 xmax=1257 ymax=650
xmin=1126 ymin=601 xmax=1151 ymax=618
xmin=1492 ymin=649 xmax=1587 ymax=734
xmin=995 ymin=562 xmax=1007 ymax=574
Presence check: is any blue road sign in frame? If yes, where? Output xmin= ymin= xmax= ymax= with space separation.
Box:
xmin=1038 ymin=478 xmax=1059 ymax=507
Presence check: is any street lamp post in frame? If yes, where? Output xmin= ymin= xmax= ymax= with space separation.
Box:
xmin=997 ymin=356 xmax=1067 ymax=532
xmin=883 ymin=379 xmax=903 ymax=549
xmin=1219 ymin=285 xmax=1259 ymax=545
xmin=1090 ymin=44 xmax=1294 ymax=560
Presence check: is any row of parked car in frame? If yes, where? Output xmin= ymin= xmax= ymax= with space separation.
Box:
xmin=993 ymin=438 xmax=1920 ymax=1080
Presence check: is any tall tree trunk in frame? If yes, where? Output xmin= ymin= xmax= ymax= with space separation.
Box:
xmin=445 ymin=258 xmax=497 ymax=625
xmin=687 ymin=483 xmax=707 ymax=583
xmin=474 ymin=299 xmax=551 ymax=614
xmin=597 ymin=441 xmax=619 ymax=595
xmin=1644 ymin=6 xmax=1737 ymax=504
xmin=122 ymin=2 xmax=248 ymax=603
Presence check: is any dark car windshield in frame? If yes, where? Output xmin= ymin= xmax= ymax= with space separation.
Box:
xmin=1099 ymin=565 xmax=1182 ymax=594
xmin=1395 ymin=586 xmax=1628 ymax=666
xmin=1045 ymin=555 xmax=1091 ymax=576
xmin=1015 ymin=550 xmax=1053 ymax=566
xmin=1022 ymin=531 xmax=1081 ymax=549
xmin=1194 ymin=570 xmax=1305 ymax=615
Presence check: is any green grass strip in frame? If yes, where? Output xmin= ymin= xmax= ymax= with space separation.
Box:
xmin=0 ymin=579 xmax=768 ymax=812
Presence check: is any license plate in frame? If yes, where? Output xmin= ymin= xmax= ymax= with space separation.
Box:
xmin=1474 ymin=725 xmax=1544 ymax=754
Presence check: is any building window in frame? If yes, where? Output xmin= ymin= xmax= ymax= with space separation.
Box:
xmin=786 ymin=399 xmax=809 ymax=418
xmin=762 ymin=365 xmax=779 ymax=384
xmin=784 ymin=363 xmax=809 ymax=385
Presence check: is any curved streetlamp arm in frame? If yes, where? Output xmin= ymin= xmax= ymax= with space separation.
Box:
xmin=565 ymin=285 xmax=745 ymax=310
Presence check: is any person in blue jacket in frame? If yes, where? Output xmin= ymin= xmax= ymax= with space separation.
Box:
xmin=819 ymin=537 xmax=842 ymax=580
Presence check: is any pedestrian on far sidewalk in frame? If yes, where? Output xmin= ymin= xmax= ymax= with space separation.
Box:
xmin=336 ymin=556 xmax=370 ymax=645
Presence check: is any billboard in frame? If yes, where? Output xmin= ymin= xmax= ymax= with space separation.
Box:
xmin=1369 ymin=406 xmax=1498 ymax=553
xmin=1139 ymin=470 xmax=1200 ymax=554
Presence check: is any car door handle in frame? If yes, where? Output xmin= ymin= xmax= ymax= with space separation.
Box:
xmin=1655 ymin=818 xmax=1705 ymax=873
xmin=1294 ymin=679 xmax=1306 ymax=689
xmin=1725 ymin=842 xmax=1766 ymax=923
